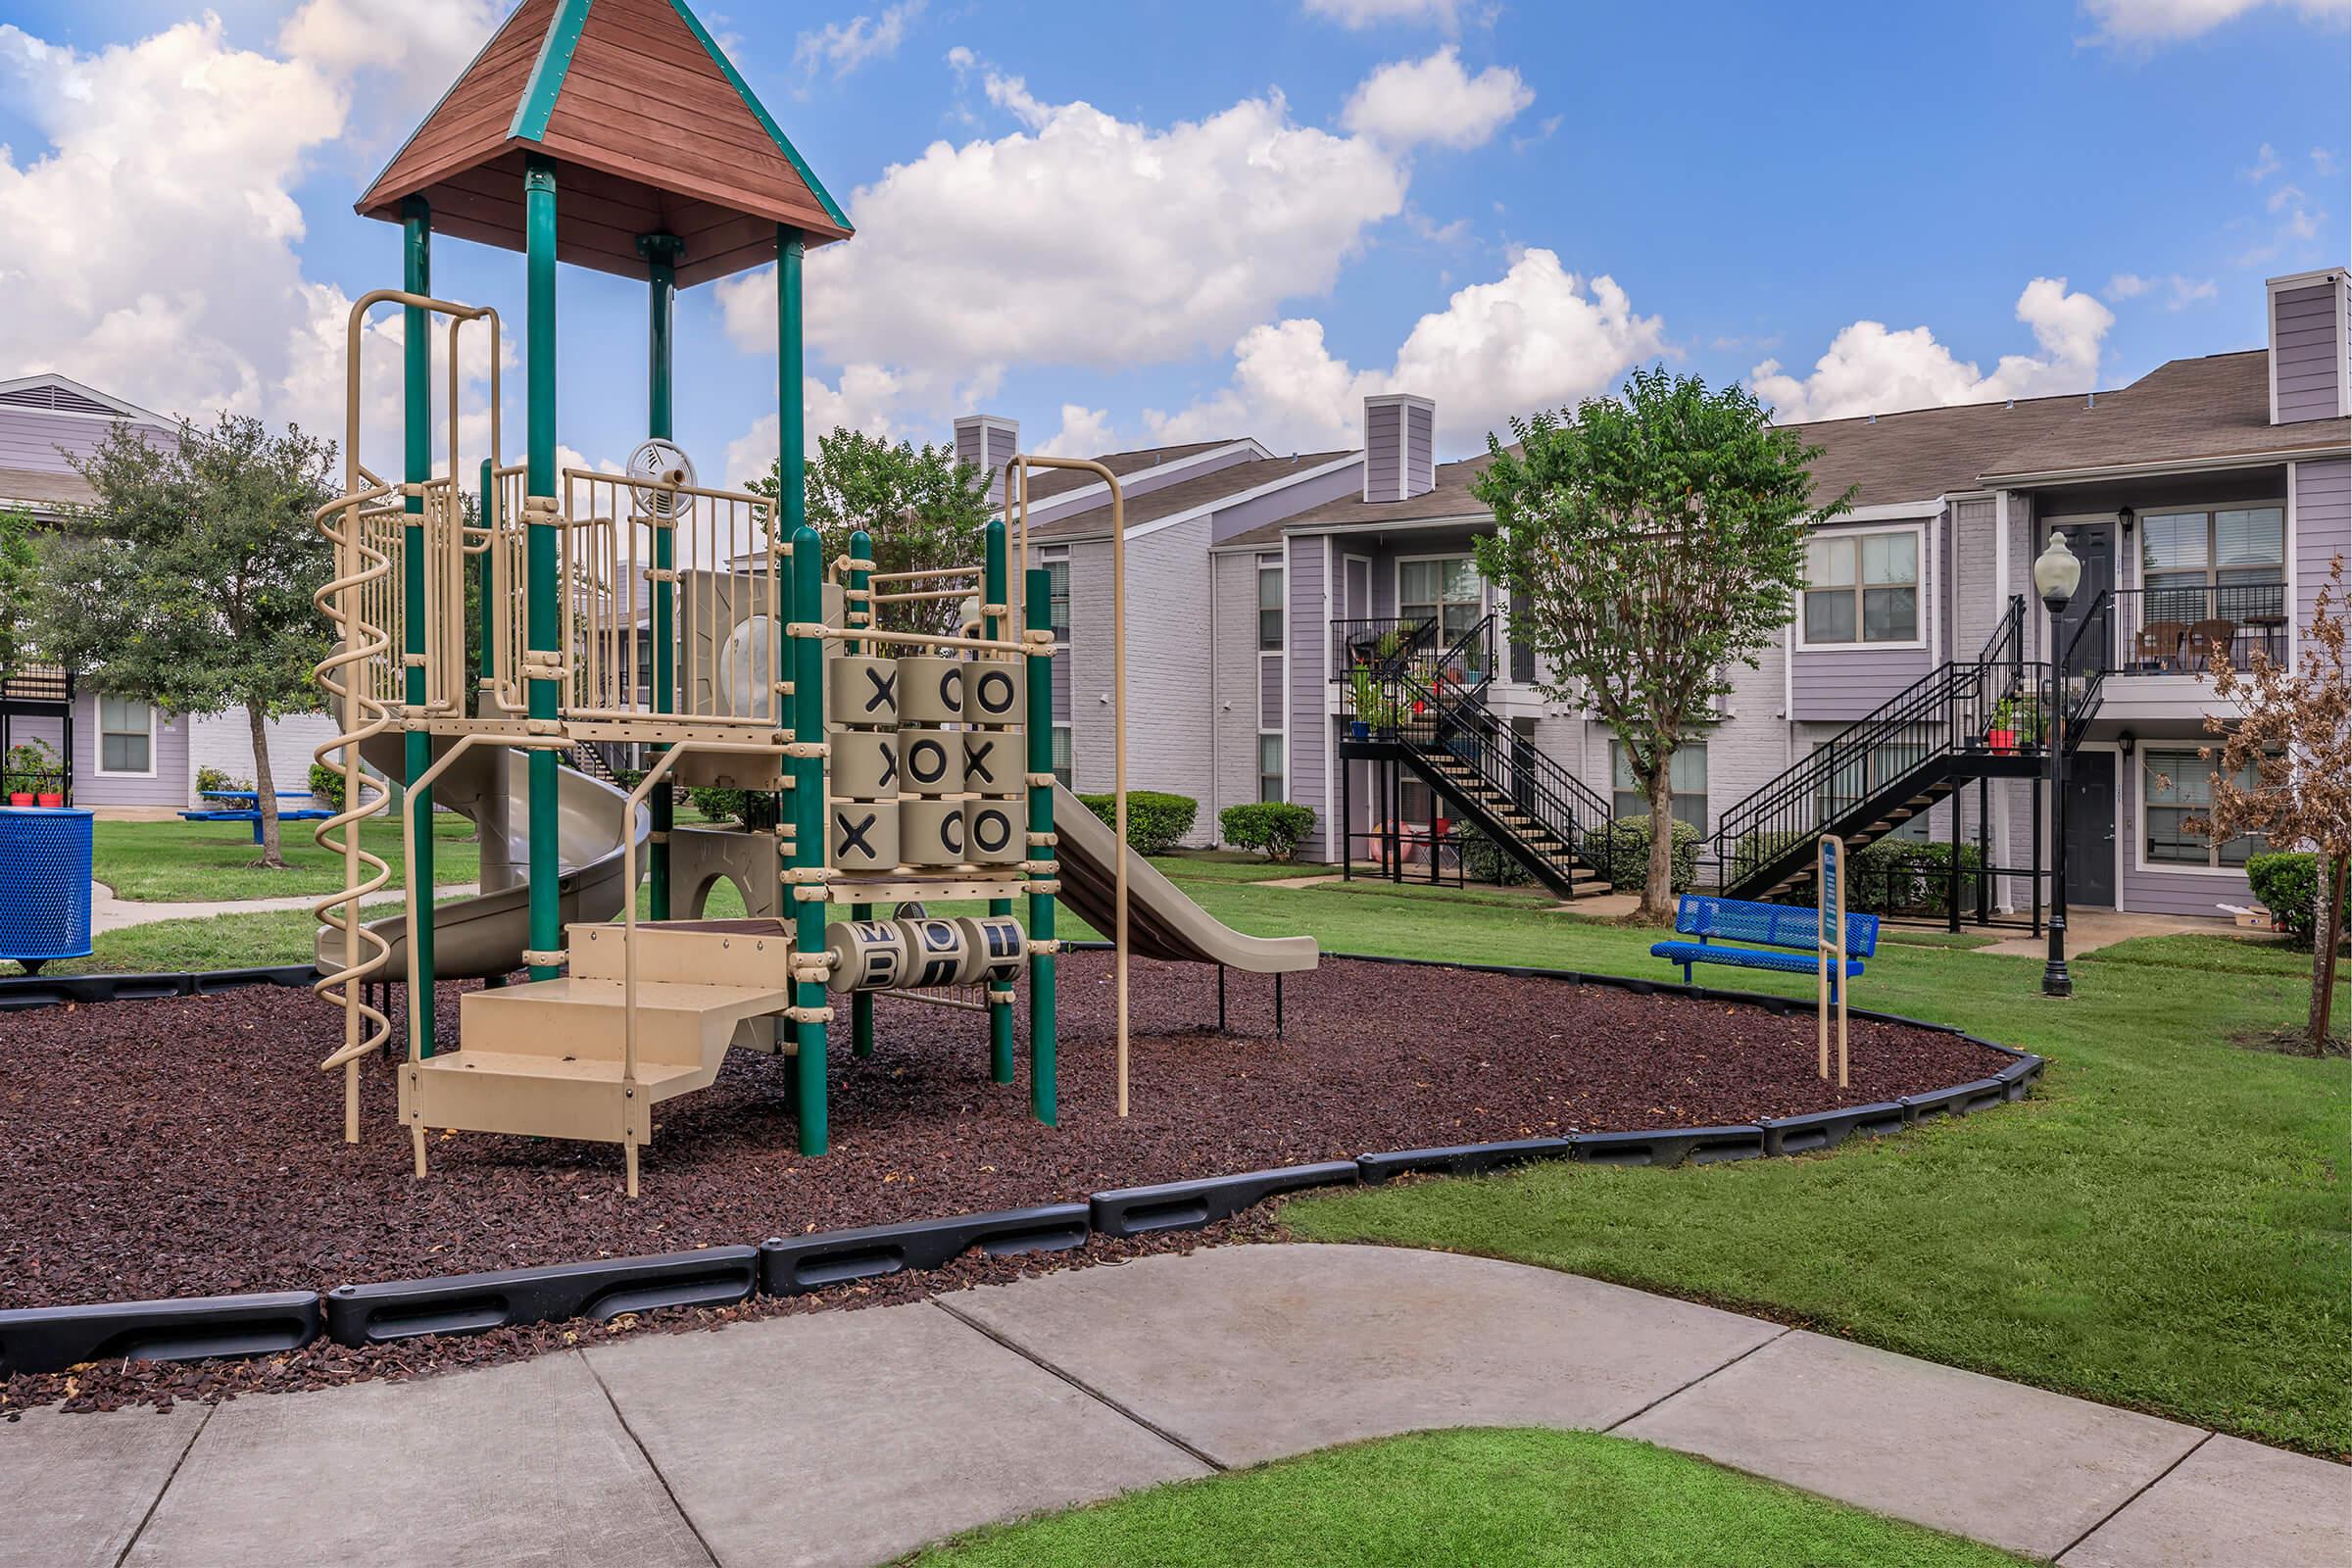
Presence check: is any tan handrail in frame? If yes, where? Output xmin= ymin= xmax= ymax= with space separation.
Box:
xmin=1004 ymin=454 xmax=1127 ymax=1114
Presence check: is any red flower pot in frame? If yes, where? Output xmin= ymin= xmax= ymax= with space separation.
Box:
xmin=6 ymin=793 xmax=31 ymax=807
xmin=35 ymin=793 xmax=64 ymax=807
xmin=1987 ymin=728 xmax=2017 ymax=756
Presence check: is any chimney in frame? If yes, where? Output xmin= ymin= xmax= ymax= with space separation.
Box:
xmin=1361 ymin=394 xmax=1436 ymax=502
xmin=955 ymin=414 xmax=1020 ymax=509
xmin=2267 ymin=267 xmax=2350 ymax=423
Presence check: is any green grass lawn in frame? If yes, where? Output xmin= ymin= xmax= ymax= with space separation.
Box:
xmin=9 ymin=846 xmax=2343 ymax=1455
xmin=92 ymin=814 xmax=479 ymax=903
xmin=906 ymin=1428 xmax=2025 ymax=1567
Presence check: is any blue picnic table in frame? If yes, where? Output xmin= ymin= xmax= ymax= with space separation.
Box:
xmin=180 ymin=789 xmax=333 ymax=844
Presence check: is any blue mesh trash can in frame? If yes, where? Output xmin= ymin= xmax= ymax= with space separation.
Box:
xmin=0 ymin=807 xmax=94 ymax=975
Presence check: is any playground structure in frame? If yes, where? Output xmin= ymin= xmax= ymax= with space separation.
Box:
xmin=308 ymin=0 xmax=1314 ymax=1195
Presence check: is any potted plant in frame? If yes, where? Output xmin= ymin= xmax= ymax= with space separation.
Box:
xmin=6 ymin=739 xmax=58 ymax=806
xmin=1986 ymin=693 xmax=2040 ymax=755
xmin=1348 ymin=668 xmax=1381 ymax=740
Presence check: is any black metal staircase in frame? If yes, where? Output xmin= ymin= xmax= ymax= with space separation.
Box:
xmin=1707 ymin=596 xmax=2091 ymax=905
xmin=1338 ymin=612 xmax=1613 ymax=900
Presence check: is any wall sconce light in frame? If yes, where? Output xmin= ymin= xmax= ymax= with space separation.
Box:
xmin=2118 ymin=504 xmax=2135 ymax=537
xmin=2119 ymin=730 xmax=2135 ymax=760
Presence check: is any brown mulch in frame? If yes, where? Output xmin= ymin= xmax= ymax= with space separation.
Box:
xmin=0 ymin=953 xmax=2009 ymax=1412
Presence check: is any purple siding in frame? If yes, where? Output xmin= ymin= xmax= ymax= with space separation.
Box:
xmin=1362 ymin=401 xmax=1400 ymax=502
xmin=24 ymin=693 xmax=189 ymax=808
xmin=2114 ymin=748 xmax=2258 ymax=917
xmin=1286 ymin=535 xmax=1329 ymax=856
xmin=2294 ymin=459 xmax=2350 ymax=657
xmin=0 ymin=408 xmax=167 ymax=476
xmin=2272 ymin=281 xmax=2344 ymax=423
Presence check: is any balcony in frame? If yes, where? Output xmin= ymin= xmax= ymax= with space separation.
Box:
xmin=2104 ymin=582 xmax=2288 ymax=676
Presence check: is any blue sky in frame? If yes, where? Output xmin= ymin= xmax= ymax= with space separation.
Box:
xmin=0 ymin=0 xmax=2344 ymax=485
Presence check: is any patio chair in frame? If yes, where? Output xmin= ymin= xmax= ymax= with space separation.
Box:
xmin=2182 ymin=618 xmax=2237 ymax=672
xmin=2132 ymin=618 xmax=2187 ymax=672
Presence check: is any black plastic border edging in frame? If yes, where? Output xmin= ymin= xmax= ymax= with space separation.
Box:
xmin=0 ymin=1291 xmax=321 ymax=1379
xmin=0 ymin=964 xmax=316 ymax=1011
xmin=0 ymin=949 xmax=2043 ymax=1379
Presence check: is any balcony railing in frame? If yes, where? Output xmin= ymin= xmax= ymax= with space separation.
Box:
xmin=2104 ymin=581 xmax=2288 ymax=675
xmin=1329 ymin=617 xmax=1438 ymax=681
xmin=0 ymin=662 xmax=73 ymax=706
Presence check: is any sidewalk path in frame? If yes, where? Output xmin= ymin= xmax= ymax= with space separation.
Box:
xmin=7 ymin=1246 xmax=2339 ymax=1567
xmin=89 ymin=881 xmax=480 ymax=935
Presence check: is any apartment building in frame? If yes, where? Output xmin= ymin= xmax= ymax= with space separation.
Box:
xmin=991 ymin=267 xmax=2352 ymax=919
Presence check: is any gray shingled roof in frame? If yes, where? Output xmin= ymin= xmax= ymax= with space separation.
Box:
xmin=1013 ymin=440 xmax=1237 ymax=505
xmin=1029 ymin=450 xmax=1355 ymax=541
xmin=1222 ymin=450 xmax=1503 ymax=546
xmin=1978 ymin=350 xmax=2347 ymax=479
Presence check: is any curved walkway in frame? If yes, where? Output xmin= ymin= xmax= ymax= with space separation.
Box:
xmin=9 ymin=1246 xmax=2340 ymax=1567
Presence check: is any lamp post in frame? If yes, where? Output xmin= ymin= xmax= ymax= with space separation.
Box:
xmin=2034 ymin=529 xmax=2082 ymax=999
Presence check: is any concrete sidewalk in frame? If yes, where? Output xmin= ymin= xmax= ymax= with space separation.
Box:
xmin=6 ymin=1246 xmax=2340 ymax=1567
xmin=88 ymin=880 xmax=481 ymax=935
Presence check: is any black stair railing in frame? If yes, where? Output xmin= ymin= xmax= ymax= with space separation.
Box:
xmin=1330 ymin=616 xmax=1440 ymax=683
xmin=1708 ymin=598 xmax=2046 ymax=895
xmin=1344 ymin=612 xmax=1613 ymax=880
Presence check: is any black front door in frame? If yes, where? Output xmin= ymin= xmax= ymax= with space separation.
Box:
xmin=2050 ymin=522 xmax=2116 ymax=675
xmin=2063 ymin=754 xmax=2116 ymax=907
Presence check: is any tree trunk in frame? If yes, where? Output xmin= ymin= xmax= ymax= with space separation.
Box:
xmin=1640 ymin=760 xmax=1676 ymax=923
xmin=2312 ymin=856 xmax=2346 ymax=1051
xmin=247 ymin=704 xmax=284 ymax=868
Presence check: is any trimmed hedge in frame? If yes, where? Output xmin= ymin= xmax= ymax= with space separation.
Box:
xmin=1596 ymin=814 xmax=1701 ymax=893
xmin=1220 ymin=802 xmax=1314 ymax=862
xmin=1079 ymin=791 xmax=1197 ymax=855
xmin=2246 ymin=851 xmax=2348 ymax=950
xmin=1457 ymin=821 xmax=1536 ymax=887
xmin=308 ymin=760 xmax=345 ymax=812
xmin=1849 ymin=838 xmax=1984 ymax=917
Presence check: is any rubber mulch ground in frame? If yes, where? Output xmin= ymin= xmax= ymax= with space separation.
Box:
xmin=0 ymin=953 xmax=2013 ymax=1411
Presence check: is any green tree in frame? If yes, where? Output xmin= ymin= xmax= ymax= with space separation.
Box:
xmin=756 ymin=428 xmax=995 ymax=634
xmin=0 ymin=507 xmax=36 ymax=672
xmin=34 ymin=414 xmax=337 ymax=866
xmin=1472 ymin=368 xmax=1848 ymax=921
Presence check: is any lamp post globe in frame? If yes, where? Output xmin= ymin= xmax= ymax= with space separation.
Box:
xmin=2034 ymin=529 xmax=2080 ymax=999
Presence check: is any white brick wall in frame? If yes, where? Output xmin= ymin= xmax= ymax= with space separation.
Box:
xmin=185 ymin=710 xmax=340 ymax=804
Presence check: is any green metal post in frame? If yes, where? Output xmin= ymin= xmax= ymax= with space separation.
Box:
xmin=524 ymin=157 xmax=561 ymax=981
xmin=401 ymin=197 xmax=438 ymax=1051
xmin=847 ymin=526 xmax=875 ymax=1061
xmin=1024 ymin=565 xmax=1057 ymax=1124
xmin=984 ymin=519 xmax=1015 ymax=1083
xmin=641 ymin=233 xmax=680 ymax=921
xmin=781 ymin=230 xmax=827 ymax=1153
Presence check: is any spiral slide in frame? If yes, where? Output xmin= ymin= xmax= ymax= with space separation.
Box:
xmin=1049 ymin=783 xmax=1318 ymax=972
xmin=314 ymin=731 xmax=650 ymax=981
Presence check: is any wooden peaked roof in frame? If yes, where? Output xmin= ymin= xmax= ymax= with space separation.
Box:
xmin=356 ymin=0 xmax=853 ymax=287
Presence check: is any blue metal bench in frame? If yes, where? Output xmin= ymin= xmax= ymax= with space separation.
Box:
xmin=178 ymin=806 xmax=334 ymax=845
xmin=1650 ymin=895 xmax=1880 ymax=999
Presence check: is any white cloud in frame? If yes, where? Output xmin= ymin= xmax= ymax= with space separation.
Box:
xmin=1751 ymin=278 xmax=2116 ymax=423
xmin=794 ymin=1 xmax=923 ymax=82
xmin=715 ymin=69 xmax=1409 ymax=383
xmin=1340 ymin=46 xmax=1532 ymax=151
xmin=1033 ymin=404 xmax=1115 ymax=458
xmin=2082 ymin=0 xmax=2351 ymax=43
xmin=2246 ymin=141 xmax=2284 ymax=181
xmin=2107 ymin=271 xmax=2218 ymax=309
xmin=0 ymin=9 xmax=504 ymax=469
xmin=275 ymin=0 xmax=500 ymax=144
xmin=1146 ymin=249 xmax=1665 ymax=454
xmin=721 ymin=365 xmax=931 ymax=485
xmin=1302 ymin=0 xmax=1468 ymax=26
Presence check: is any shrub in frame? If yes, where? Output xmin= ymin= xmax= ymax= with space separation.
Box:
xmin=689 ymin=786 xmax=753 ymax=827
xmin=308 ymin=760 xmax=345 ymax=812
xmin=1079 ymin=790 xmax=1198 ymax=855
xmin=4 ymin=738 xmax=61 ymax=795
xmin=2246 ymin=852 xmax=2349 ymax=950
xmin=1456 ymin=821 xmax=1536 ymax=887
xmin=1596 ymin=814 xmax=1700 ymax=893
xmin=195 ymin=764 xmax=236 ymax=796
xmin=1848 ymin=838 xmax=1985 ymax=917
xmin=1219 ymin=801 xmax=1315 ymax=862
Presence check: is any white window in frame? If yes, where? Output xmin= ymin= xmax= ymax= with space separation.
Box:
xmin=2140 ymin=507 xmax=2286 ymax=624
xmin=1257 ymin=733 xmax=1284 ymax=802
xmin=1256 ymin=554 xmax=1286 ymax=652
xmin=2144 ymin=750 xmax=2261 ymax=868
xmin=1611 ymin=741 xmax=1707 ymax=829
xmin=1043 ymin=558 xmax=1071 ymax=644
xmin=1803 ymin=530 xmax=1919 ymax=645
xmin=98 ymin=695 xmax=153 ymax=775
xmin=1050 ymin=724 xmax=1073 ymax=788
xmin=1399 ymin=557 xmax=1483 ymax=645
